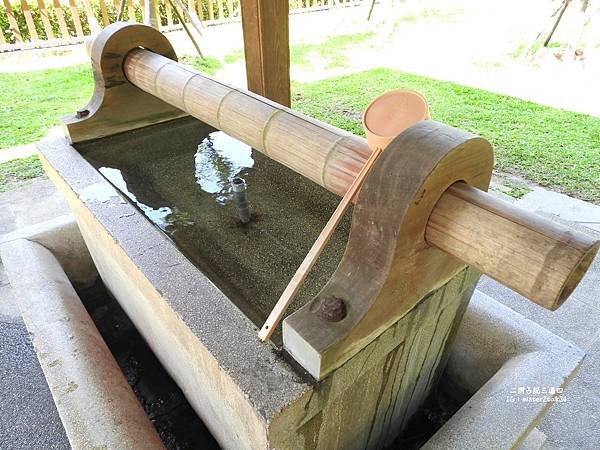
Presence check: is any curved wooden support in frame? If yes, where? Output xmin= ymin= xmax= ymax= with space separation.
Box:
xmin=64 ymin=24 xmax=600 ymax=378
xmin=284 ymin=122 xmax=494 ymax=378
xmin=63 ymin=22 xmax=186 ymax=143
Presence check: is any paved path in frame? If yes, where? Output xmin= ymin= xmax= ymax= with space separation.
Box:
xmin=482 ymin=189 xmax=600 ymax=449
xmin=0 ymin=178 xmax=70 ymax=448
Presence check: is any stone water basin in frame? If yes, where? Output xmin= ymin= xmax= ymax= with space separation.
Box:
xmin=34 ymin=116 xmax=584 ymax=449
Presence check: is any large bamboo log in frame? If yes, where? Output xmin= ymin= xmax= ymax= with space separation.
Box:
xmin=121 ymin=48 xmax=599 ymax=311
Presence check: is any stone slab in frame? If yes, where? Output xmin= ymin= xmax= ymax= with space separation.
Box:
xmin=519 ymin=187 xmax=600 ymax=233
xmin=427 ymin=290 xmax=585 ymax=450
xmin=0 ymin=178 xmax=70 ymax=233
xmin=478 ymin=275 xmax=600 ymax=351
xmin=539 ymin=336 xmax=600 ymax=449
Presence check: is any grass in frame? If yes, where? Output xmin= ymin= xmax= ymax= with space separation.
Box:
xmin=398 ymin=8 xmax=463 ymax=24
xmin=0 ymin=155 xmax=44 ymax=192
xmin=505 ymin=185 xmax=532 ymax=199
xmin=0 ymin=65 xmax=93 ymax=149
xmin=179 ymin=55 xmax=222 ymax=75
xmin=223 ymin=33 xmax=375 ymax=69
xmin=293 ymin=68 xmax=600 ymax=201
xmin=224 ymin=49 xmax=244 ymax=64
xmin=290 ymin=33 xmax=374 ymax=69
xmin=502 ymin=181 xmax=532 ymax=199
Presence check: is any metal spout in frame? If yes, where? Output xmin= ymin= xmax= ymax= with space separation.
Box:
xmin=232 ymin=177 xmax=251 ymax=224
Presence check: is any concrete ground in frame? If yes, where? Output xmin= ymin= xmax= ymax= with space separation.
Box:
xmin=0 ymin=174 xmax=599 ymax=448
xmin=0 ymin=179 xmax=70 ymax=449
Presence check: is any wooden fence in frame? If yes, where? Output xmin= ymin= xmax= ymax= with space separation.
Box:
xmin=1 ymin=0 xmax=362 ymax=49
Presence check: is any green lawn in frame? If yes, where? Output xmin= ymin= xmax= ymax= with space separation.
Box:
xmin=224 ymin=33 xmax=375 ymax=69
xmin=0 ymin=56 xmax=222 ymax=150
xmin=293 ymin=68 xmax=600 ymax=201
xmin=0 ymin=65 xmax=93 ymax=149
xmin=1 ymin=60 xmax=598 ymax=201
xmin=0 ymin=155 xmax=44 ymax=192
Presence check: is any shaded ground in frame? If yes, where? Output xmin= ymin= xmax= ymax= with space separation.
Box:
xmin=77 ymin=279 xmax=221 ymax=450
xmin=0 ymin=316 xmax=68 ymax=449
xmin=0 ymin=155 xmax=44 ymax=192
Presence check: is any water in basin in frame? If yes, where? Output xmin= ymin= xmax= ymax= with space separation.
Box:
xmin=78 ymin=117 xmax=351 ymax=336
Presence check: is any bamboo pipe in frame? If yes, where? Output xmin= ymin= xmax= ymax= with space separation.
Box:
xmin=122 ymin=49 xmax=599 ymax=310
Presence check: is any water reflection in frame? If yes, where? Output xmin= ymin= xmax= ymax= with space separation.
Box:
xmin=82 ymin=120 xmax=348 ymax=330
xmin=194 ymin=131 xmax=254 ymax=204
xmin=98 ymin=131 xmax=253 ymax=232
xmin=99 ymin=167 xmax=180 ymax=232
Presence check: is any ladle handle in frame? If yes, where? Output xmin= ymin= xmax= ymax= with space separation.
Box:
xmin=258 ymin=147 xmax=383 ymax=341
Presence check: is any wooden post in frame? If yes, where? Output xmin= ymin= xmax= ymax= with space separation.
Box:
xmin=20 ymin=0 xmax=39 ymax=41
xmin=99 ymin=0 xmax=110 ymax=26
xmin=69 ymin=0 xmax=84 ymax=37
xmin=36 ymin=0 xmax=55 ymax=39
xmin=207 ymin=0 xmax=213 ymax=20
xmin=52 ymin=0 xmax=70 ymax=38
xmin=3 ymin=0 xmax=23 ymax=42
xmin=143 ymin=0 xmax=159 ymax=27
xmin=240 ymin=0 xmax=290 ymax=107
xmin=126 ymin=0 xmax=136 ymax=21
xmin=165 ymin=0 xmax=174 ymax=25
xmin=82 ymin=0 xmax=102 ymax=32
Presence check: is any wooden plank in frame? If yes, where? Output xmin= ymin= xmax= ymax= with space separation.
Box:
xmin=82 ymin=0 xmax=101 ymax=32
xmin=240 ymin=0 xmax=290 ymax=106
xmin=154 ymin=0 xmax=161 ymax=26
xmin=176 ymin=0 xmax=204 ymax=38
xmin=98 ymin=0 xmax=110 ymax=26
xmin=226 ymin=0 xmax=232 ymax=17
xmin=20 ymin=0 xmax=40 ymax=41
xmin=259 ymin=146 xmax=383 ymax=341
xmin=52 ymin=0 xmax=70 ymax=37
xmin=3 ymin=0 xmax=23 ymax=42
xmin=165 ymin=0 xmax=174 ymax=25
xmin=194 ymin=0 xmax=201 ymax=19
xmin=142 ymin=0 xmax=160 ymax=27
xmin=170 ymin=0 xmax=203 ymax=55
xmin=216 ymin=0 xmax=223 ymax=18
xmin=126 ymin=0 xmax=136 ymax=21
xmin=207 ymin=0 xmax=213 ymax=20
xmin=69 ymin=0 xmax=84 ymax=37
xmin=36 ymin=0 xmax=55 ymax=39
